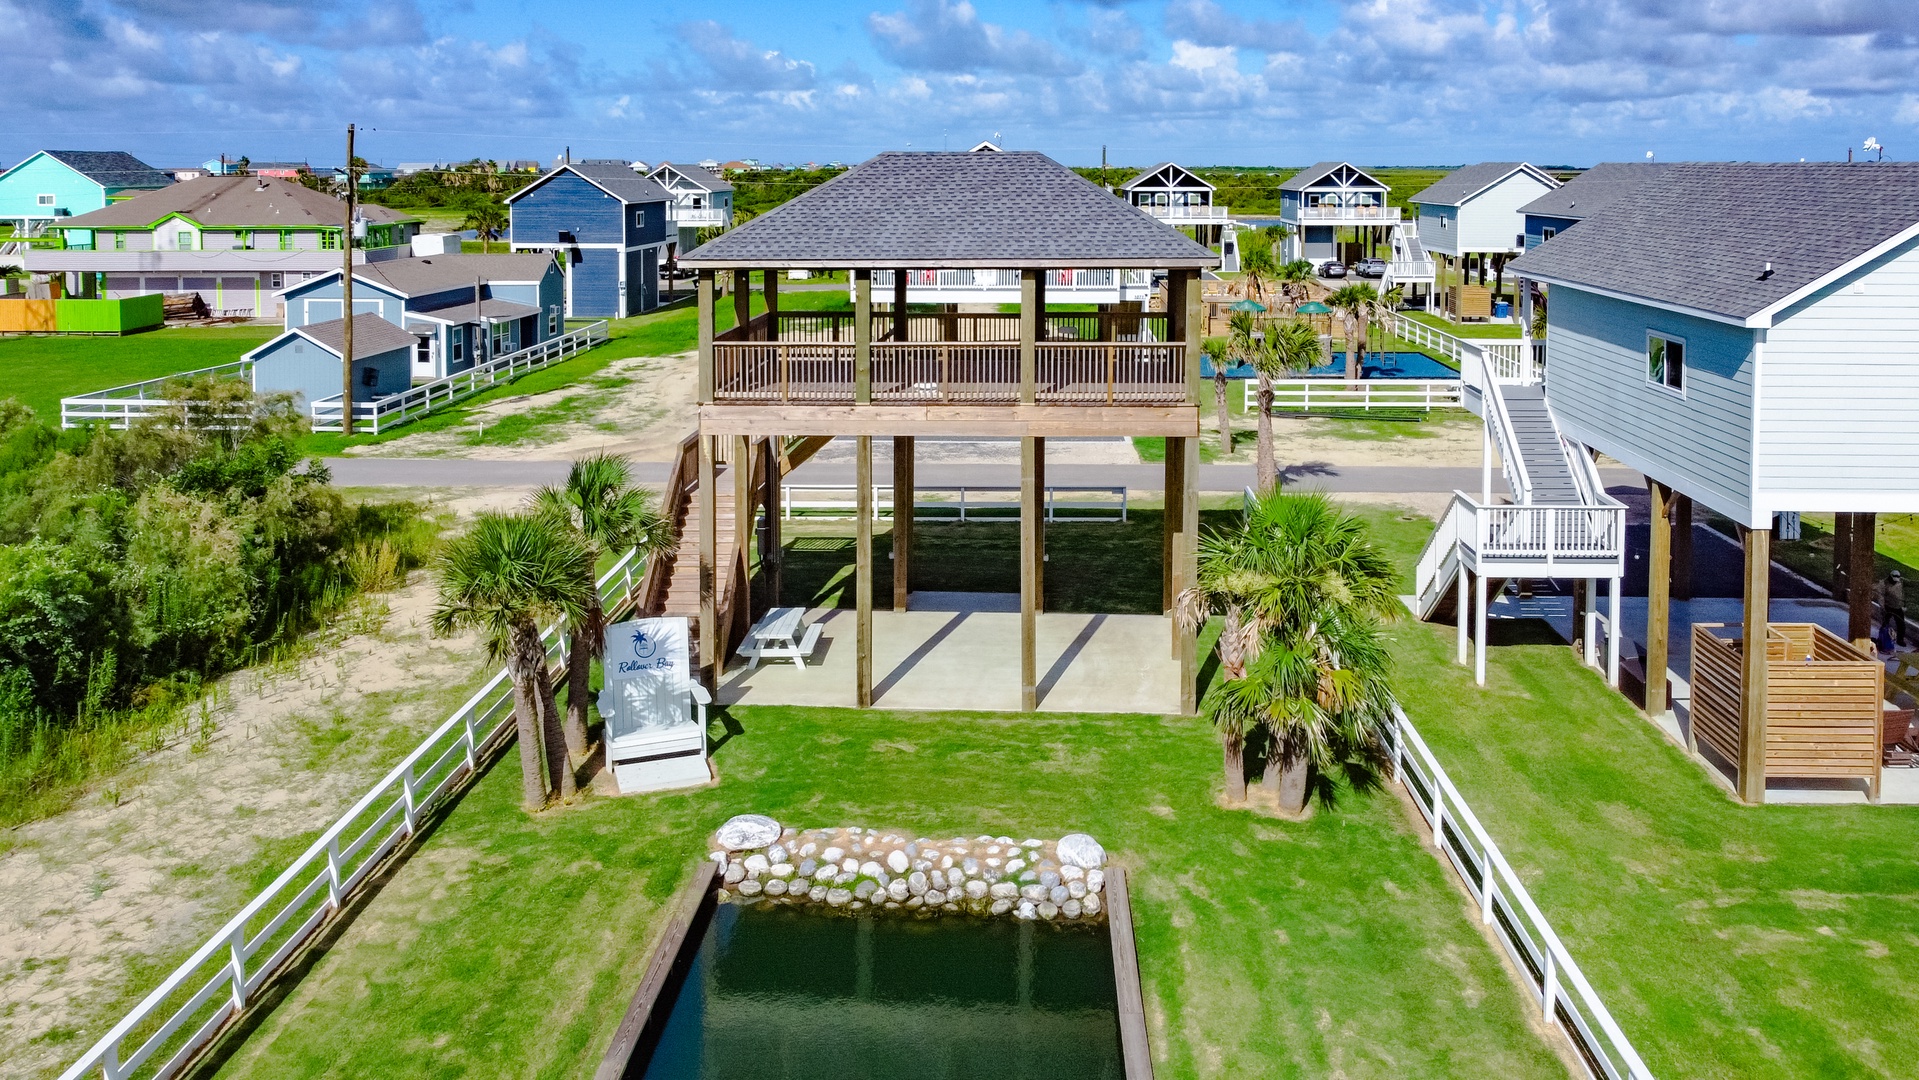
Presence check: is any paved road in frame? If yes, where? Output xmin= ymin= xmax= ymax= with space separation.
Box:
xmin=326 ymin=455 xmax=1641 ymax=496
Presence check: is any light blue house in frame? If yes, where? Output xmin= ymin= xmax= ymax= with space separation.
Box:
xmin=1413 ymin=163 xmax=1558 ymax=309
xmin=279 ymin=253 xmax=564 ymax=381
xmin=506 ymin=161 xmax=672 ymax=318
xmin=245 ymin=314 xmax=415 ymax=408
xmin=1518 ymin=162 xmax=1673 ymax=250
xmin=0 ymin=150 xmax=171 ymax=237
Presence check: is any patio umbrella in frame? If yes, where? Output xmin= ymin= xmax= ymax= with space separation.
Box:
xmin=1228 ymin=298 xmax=1267 ymax=313
xmin=1295 ymin=301 xmax=1332 ymax=314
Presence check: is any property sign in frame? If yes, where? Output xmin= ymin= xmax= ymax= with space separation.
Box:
xmin=600 ymin=618 xmax=694 ymax=734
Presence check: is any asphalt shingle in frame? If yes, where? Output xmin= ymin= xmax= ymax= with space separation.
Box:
xmin=651 ymin=162 xmax=733 ymax=194
xmin=1509 ymin=162 xmax=1919 ymax=322
xmin=1411 ymin=162 xmax=1555 ymax=207
xmin=1517 ymin=162 xmax=1674 ymax=223
xmin=298 ymin=313 xmax=420 ymax=356
xmin=356 ymin=253 xmax=555 ymax=296
xmin=680 ymin=151 xmax=1219 ymax=269
xmin=1279 ymin=162 xmax=1386 ymax=192
xmin=39 ymin=151 xmax=172 ymax=191
xmin=510 ymin=163 xmax=671 ymax=205
xmin=54 ymin=176 xmax=411 ymax=229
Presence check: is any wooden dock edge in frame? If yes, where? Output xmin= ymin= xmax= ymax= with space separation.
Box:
xmin=594 ymin=860 xmax=719 ymax=1080
xmin=1104 ymin=865 xmax=1155 ymax=1080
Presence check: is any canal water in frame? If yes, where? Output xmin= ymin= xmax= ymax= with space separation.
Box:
xmin=633 ymin=903 xmax=1124 ymax=1080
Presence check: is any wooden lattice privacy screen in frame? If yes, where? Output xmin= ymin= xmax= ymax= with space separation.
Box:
xmin=1690 ymin=623 xmax=1883 ymax=798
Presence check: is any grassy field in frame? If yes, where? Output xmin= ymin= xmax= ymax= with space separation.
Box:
xmin=1704 ymin=511 xmax=1919 ymax=598
xmin=1402 ymin=311 xmax=1523 ymax=339
xmin=1387 ymin=598 xmax=1919 ymax=1079
xmin=0 ymin=325 xmax=278 ymax=420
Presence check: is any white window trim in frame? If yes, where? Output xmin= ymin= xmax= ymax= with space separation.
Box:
xmin=36 ymin=194 xmax=54 ymax=206
xmin=1541 ymin=227 xmax=1556 ymax=242
xmin=1645 ymin=331 xmax=1687 ymax=398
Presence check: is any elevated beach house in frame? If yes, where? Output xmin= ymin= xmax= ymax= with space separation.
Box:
xmin=276 ymin=253 xmax=565 ymax=381
xmin=0 ymin=150 xmax=171 ymax=237
xmin=1412 ymin=162 xmax=1558 ymax=314
xmin=24 ymin=176 xmax=419 ymax=317
xmin=648 ymin=162 xmax=735 ymax=262
xmin=676 ymin=149 xmax=1217 ymax=710
xmin=1519 ymin=162 xmax=1673 ymax=250
xmin=506 ymin=160 xmax=673 ymax=319
xmin=1276 ymin=160 xmax=1433 ymax=291
xmin=1119 ymin=163 xmax=1231 ymax=247
xmin=1509 ymin=161 xmax=1919 ymax=802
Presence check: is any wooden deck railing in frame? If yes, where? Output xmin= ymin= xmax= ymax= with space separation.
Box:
xmin=712 ymin=340 xmax=1187 ymax=405
xmin=719 ymin=311 xmax=1169 ymax=346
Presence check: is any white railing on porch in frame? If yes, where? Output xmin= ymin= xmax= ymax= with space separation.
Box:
xmin=780 ymin=483 xmax=1129 ymax=523
xmin=1243 ymin=377 xmax=1462 ymax=411
xmin=310 ymin=320 xmax=608 ymax=433
xmin=1139 ymin=204 xmax=1232 ymax=222
xmin=1391 ymin=707 xmax=1655 ymax=1080
xmin=56 ymin=547 xmax=648 ymax=1080
xmin=1294 ymin=204 xmax=1401 ymax=221
xmin=60 ymin=359 xmax=258 ymax=429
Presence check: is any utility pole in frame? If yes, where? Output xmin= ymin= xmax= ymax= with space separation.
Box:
xmin=1101 ymin=144 xmax=1108 ymax=191
xmin=342 ymin=123 xmax=356 ymax=436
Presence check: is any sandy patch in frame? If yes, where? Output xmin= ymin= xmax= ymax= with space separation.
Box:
xmin=0 ymin=577 xmax=496 ymax=1078
xmin=1201 ymin=410 xmax=1486 ymax=467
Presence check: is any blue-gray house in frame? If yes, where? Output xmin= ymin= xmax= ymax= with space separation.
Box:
xmin=245 ymin=314 xmax=415 ymax=408
xmin=506 ymin=160 xmax=672 ymax=319
xmin=1518 ymin=162 xmax=1673 ymax=250
xmin=277 ymin=253 xmax=565 ymax=381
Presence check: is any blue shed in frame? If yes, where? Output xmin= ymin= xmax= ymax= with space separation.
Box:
xmin=506 ymin=161 xmax=672 ymax=318
xmin=246 ymin=314 xmax=416 ymax=409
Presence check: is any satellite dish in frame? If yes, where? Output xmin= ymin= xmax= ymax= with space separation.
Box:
xmin=1644 ymin=150 xmax=1654 ymax=161
xmin=1865 ymin=137 xmax=1882 ymax=151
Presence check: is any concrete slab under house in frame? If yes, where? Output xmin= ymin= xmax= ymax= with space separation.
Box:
xmin=671 ymin=148 xmax=1218 ymax=715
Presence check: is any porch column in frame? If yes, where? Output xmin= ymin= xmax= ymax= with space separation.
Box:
xmin=732 ymin=269 xmax=751 ymax=329
xmin=854 ymin=270 xmax=873 ymax=403
xmin=1178 ymin=434 xmax=1199 ymax=715
xmin=763 ymin=435 xmax=783 ymax=609
xmin=1035 ymin=271 xmax=1048 ymax=341
xmin=857 ymin=435 xmax=874 ymax=707
xmin=1645 ymin=480 xmax=1673 ymax=717
xmin=1572 ymin=578 xmax=1589 ymax=662
xmin=1607 ymin=576 xmax=1621 ymax=689
xmin=1833 ymin=513 xmax=1853 ymax=598
xmin=1182 ymin=268 xmax=1204 ymax=403
xmin=1456 ymin=567 xmax=1470 ymax=665
xmin=698 ymin=434 xmax=718 ymax=690
xmin=735 ymin=436 xmax=755 ymax=631
xmin=1672 ymin=494 xmax=1694 ymax=601
xmin=1022 ymin=436 xmax=1041 ymax=711
xmin=892 ymin=269 xmax=907 ymax=341
xmin=1034 ymin=438 xmax=1046 ymax=613
xmin=1474 ymin=568 xmax=1488 ymax=686
xmin=1739 ymin=526 xmax=1772 ymax=804
xmin=1019 ymin=270 xmax=1039 ymax=403
xmin=697 ymin=270 xmax=716 ymax=404
xmin=892 ymin=436 xmax=913 ymax=611
xmin=1163 ymin=436 xmax=1184 ymax=614
xmin=1849 ymin=512 xmax=1877 ymax=645
xmin=764 ymin=269 xmax=780 ymax=341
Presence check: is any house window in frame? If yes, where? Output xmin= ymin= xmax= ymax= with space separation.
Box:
xmin=361 ymin=366 xmax=379 ymax=388
xmin=113 ymin=233 xmax=126 ymax=251
xmin=176 ymin=230 xmax=194 ymax=250
xmin=451 ymin=332 xmax=464 ymax=362
xmin=267 ymin=273 xmax=282 ymax=289
xmin=1647 ymin=333 xmax=1685 ymax=393
xmin=634 ymin=209 xmax=645 ymax=227
xmin=36 ymin=194 xmax=53 ymax=206
xmin=492 ymin=322 xmax=511 ymax=354
xmin=1541 ymin=227 xmax=1556 ymax=242
xmin=547 ymin=306 xmax=559 ymax=335
xmin=281 ymin=232 xmax=294 ymax=251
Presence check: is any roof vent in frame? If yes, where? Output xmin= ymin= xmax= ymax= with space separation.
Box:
xmin=1759 ymin=262 xmax=1774 ymax=280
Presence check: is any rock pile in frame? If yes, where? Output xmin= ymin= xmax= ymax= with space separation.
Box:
xmin=709 ymin=816 xmax=1107 ymax=923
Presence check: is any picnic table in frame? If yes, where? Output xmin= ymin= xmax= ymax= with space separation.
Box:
xmin=740 ymin=606 xmax=822 ymax=670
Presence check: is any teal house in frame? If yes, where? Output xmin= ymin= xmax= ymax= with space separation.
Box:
xmin=0 ymin=151 xmax=171 ymax=239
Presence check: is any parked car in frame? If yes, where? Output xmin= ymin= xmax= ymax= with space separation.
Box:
xmin=1318 ymin=260 xmax=1348 ymax=278
xmin=1354 ymin=258 xmax=1386 ymax=278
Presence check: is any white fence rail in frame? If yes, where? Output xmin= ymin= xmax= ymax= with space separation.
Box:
xmin=310 ymin=320 xmax=609 ymax=433
xmin=781 ymin=484 xmax=1128 ymax=524
xmin=1392 ymin=707 xmax=1654 ymax=1080
xmin=60 ymin=360 xmax=258 ymax=429
xmin=1379 ymin=311 xmax=1539 ymax=383
xmin=1244 ymin=377 xmax=1461 ymax=412
xmin=57 ymin=547 xmax=648 ymax=1080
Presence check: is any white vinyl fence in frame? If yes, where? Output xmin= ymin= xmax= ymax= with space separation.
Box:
xmin=1243 ymin=377 xmax=1462 ymax=411
xmin=57 ymin=548 xmax=647 ymax=1080
xmin=1392 ymin=706 xmax=1654 ymax=1080
xmin=310 ymin=320 xmax=608 ymax=433
xmin=60 ymin=360 xmax=258 ymax=429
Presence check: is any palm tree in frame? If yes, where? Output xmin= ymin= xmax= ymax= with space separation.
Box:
xmin=1237 ymin=232 xmax=1277 ymax=305
xmin=1203 ymin=336 xmax=1233 ymax=457
xmin=1178 ymin=490 xmax=1399 ymax=812
xmin=1327 ymin=283 xmax=1382 ymax=381
xmin=1275 ymin=259 xmax=1315 ymax=311
xmin=432 ymin=512 xmax=595 ymax=809
xmin=533 ymin=453 xmax=676 ymax=762
xmin=1245 ymin=318 xmax=1321 ymax=494
xmin=463 ymin=203 xmax=508 ymax=253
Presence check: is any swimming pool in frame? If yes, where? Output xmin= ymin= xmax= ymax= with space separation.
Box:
xmin=1200 ymin=350 xmax=1459 ymax=380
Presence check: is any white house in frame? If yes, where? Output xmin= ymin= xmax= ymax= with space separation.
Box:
xmin=1413 ymin=162 xmax=1558 ymax=309
xmin=647 ymin=162 xmax=734 ymax=262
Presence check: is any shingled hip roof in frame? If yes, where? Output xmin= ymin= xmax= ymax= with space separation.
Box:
xmin=52 ymin=175 xmax=411 ymax=229
xmin=1516 ymin=162 xmax=1673 ymax=223
xmin=679 ymin=150 xmax=1219 ymax=270
xmin=38 ymin=150 xmax=172 ymax=191
xmin=285 ymin=314 xmax=420 ymax=357
xmin=1509 ymin=162 xmax=1919 ymax=326
xmin=356 ymin=253 xmax=555 ymax=295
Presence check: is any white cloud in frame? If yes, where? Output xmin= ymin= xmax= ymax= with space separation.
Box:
xmin=868 ymin=0 xmax=1081 ymax=75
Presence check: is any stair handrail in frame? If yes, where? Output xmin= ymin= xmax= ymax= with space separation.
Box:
xmin=638 ymin=431 xmax=701 ymax=619
xmin=1413 ymin=493 xmax=1475 ymax=614
xmin=1470 ymin=349 xmax=1533 ymax=505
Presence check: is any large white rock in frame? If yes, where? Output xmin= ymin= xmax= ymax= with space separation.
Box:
xmin=716 ymin=815 xmax=783 ymax=851
xmin=1057 ymin=833 xmax=1105 ymax=869
xmin=887 ymin=849 xmax=911 ymax=874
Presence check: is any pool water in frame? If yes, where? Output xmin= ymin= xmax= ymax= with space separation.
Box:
xmin=632 ymin=903 xmax=1124 ymax=1080
xmin=1200 ymin=350 xmax=1458 ymax=380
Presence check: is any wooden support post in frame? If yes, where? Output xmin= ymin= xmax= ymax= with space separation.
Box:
xmin=1019 ymin=271 xmax=1038 ymax=403
xmin=1035 ymin=272 xmax=1048 ymax=341
xmin=1571 ymin=577 xmax=1589 ymax=660
xmin=732 ymin=269 xmax=750 ymax=329
xmin=1833 ymin=512 xmax=1853 ymax=598
xmin=764 ymin=435 xmax=782 ymax=609
xmin=1022 ymin=436 xmax=1041 ymax=711
xmin=1034 ymin=437 xmax=1046 ymax=613
xmin=1163 ymin=435 xmax=1183 ymax=615
xmin=698 ymin=434 xmax=718 ymax=689
xmin=1182 ymin=268 xmax=1204 ymax=404
xmin=856 ymin=435 xmax=874 ymax=707
xmin=734 ymin=436 xmax=754 ymax=630
xmin=892 ymin=436 xmax=913 ymax=611
xmin=764 ymin=269 xmax=779 ymax=341
xmin=1178 ymin=434 xmax=1199 ymax=715
xmin=893 ymin=269 xmax=907 ymax=341
xmin=697 ymin=270 xmax=716 ymax=404
xmin=1645 ymin=480 xmax=1673 ymax=717
xmin=1739 ymin=526 xmax=1771 ymax=804
xmin=1672 ymin=494 xmax=1694 ymax=601
xmin=854 ymin=270 xmax=872 ymax=403
xmin=1850 ymin=512 xmax=1877 ymax=644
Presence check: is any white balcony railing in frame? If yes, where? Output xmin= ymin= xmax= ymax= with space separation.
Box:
xmin=668 ymin=206 xmax=729 ymax=227
xmin=1293 ymin=204 xmax=1401 ymax=221
xmin=1138 ymin=204 xmax=1232 ymax=221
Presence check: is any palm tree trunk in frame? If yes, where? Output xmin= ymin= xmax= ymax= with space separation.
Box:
xmin=506 ymin=637 xmax=550 ymax=811
xmin=563 ymin=603 xmax=598 ymax=760
xmin=1214 ymin=371 xmax=1232 ymax=457
xmin=1345 ymin=317 xmax=1361 ymax=381
xmin=538 ymin=664 xmax=575 ymax=800
xmin=1276 ymin=756 xmax=1309 ymax=814
xmin=1222 ymin=731 xmax=1247 ymax=803
xmin=1255 ymin=375 xmax=1275 ymax=493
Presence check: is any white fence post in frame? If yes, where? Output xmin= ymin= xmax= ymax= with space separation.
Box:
xmin=401 ymin=763 xmax=418 ymax=836
xmin=226 ymin=926 xmax=249 ymax=1011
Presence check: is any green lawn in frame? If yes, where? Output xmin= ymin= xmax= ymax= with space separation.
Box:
xmin=0 ymin=325 xmax=278 ymax=420
xmin=1387 ymin=600 xmax=1919 ymax=1080
xmin=1401 ymin=311 xmax=1523 ymax=340
xmin=1707 ymin=511 xmax=1919 ymax=599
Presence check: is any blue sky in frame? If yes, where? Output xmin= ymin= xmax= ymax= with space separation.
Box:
xmin=3 ymin=0 xmax=1916 ymax=169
